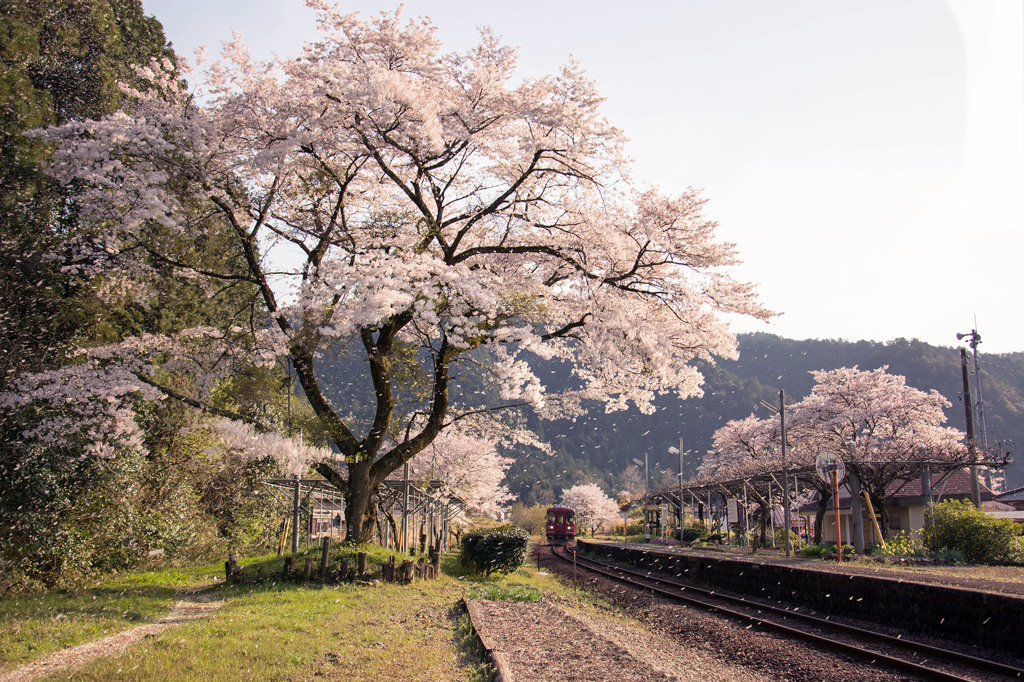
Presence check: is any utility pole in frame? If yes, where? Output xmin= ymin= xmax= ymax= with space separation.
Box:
xmin=958 ymin=329 xmax=988 ymax=448
xmin=632 ymin=454 xmax=650 ymax=538
xmin=678 ymin=437 xmax=684 ymax=537
xmin=780 ymin=389 xmax=792 ymax=558
xmin=960 ymin=347 xmax=982 ymax=508
xmin=644 ymin=453 xmax=649 ymax=539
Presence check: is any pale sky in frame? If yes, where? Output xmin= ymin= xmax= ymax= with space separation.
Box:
xmin=142 ymin=0 xmax=1024 ymax=353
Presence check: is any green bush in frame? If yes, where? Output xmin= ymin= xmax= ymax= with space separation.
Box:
xmin=922 ymin=499 xmax=1023 ymax=564
xmin=680 ymin=522 xmax=710 ymax=543
xmin=625 ymin=521 xmax=645 ymax=536
xmin=773 ymin=527 xmax=804 ymax=550
xmin=459 ymin=525 xmax=529 ymax=576
xmin=875 ymin=530 xmax=925 ymax=558
xmin=799 ymin=543 xmax=826 ymax=557
xmin=799 ymin=543 xmax=853 ymax=560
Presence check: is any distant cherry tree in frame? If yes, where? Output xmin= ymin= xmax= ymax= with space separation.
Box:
xmin=400 ymin=429 xmax=514 ymax=516
xmin=707 ymin=366 xmax=971 ymax=541
xmin=561 ymin=482 xmax=621 ymax=534
xmin=18 ymin=3 xmax=770 ymax=541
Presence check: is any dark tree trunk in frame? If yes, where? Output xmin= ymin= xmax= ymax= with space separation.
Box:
xmin=758 ymin=505 xmax=769 ymax=546
xmin=328 ymin=459 xmax=377 ymax=543
xmin=870 ymin=491 xmax=890 ymax=539
xmin=814 ymin=495 xmax=829 ymax=545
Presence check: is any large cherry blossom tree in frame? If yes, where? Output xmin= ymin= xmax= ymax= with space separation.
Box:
xmin=24 ymin=3 xmax=770 ymax=541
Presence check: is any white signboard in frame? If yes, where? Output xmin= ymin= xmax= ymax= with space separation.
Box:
xmin=727 ymin=497 xmax=739 ymax=523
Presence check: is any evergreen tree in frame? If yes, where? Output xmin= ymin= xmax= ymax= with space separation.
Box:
xmin=0 ymin=0 xmax=174 ymax=384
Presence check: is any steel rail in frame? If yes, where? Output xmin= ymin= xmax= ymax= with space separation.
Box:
xmin=551 ymin=545 xmax=1022 ymax=682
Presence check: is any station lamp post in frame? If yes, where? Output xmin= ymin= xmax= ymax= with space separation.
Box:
xmin=631 ymin=454 xmax=649 ymax=538
xmin=668 ymin=438 xmax=685 ymax=539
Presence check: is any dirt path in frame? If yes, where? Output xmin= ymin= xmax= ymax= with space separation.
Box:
xmin=0 ymin=588 xmax=224 ymax=682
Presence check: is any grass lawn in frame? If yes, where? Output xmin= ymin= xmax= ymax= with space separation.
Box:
xmin=0 ymin=563 xmax=223 ymax=671
xmin=1 ymin=542 xmax=589 ymax=681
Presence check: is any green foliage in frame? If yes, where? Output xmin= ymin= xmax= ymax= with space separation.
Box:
xmin=0 ymin=399 xmax=285 ymax=592
xmin=773 ymin=527 xmax=804 ymax=550
xmin=875 ymin=530 xmax=925 ymax=557
xmin=459 ymin=525 xmax=530 ymax=576
xmin=625 ymin=521 xmax=645 ymax=536
xmin=681 ymin=522 xmax=710 ymax=543
xmin=466 ymin=583 xmax=542 ymax=602
xmin=0 ymin=0 xmax=176 ymax=385
xmin=228 ymin=544 xmax=410 ymax=585
xmin=799 ymin=543 xmax=826 ymax=558
xmin=799 ymin=543 xmax=853 ymax=560
xmin=508 ymin=502 xmax=549 ymax=536
xmin=922 ymin=499 xmax=1024 ymax=564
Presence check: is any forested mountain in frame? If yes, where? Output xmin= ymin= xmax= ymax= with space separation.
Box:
xmin=507 ymin=333 xmax=1024 ymax=504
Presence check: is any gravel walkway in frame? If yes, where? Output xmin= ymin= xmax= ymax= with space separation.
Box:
xmin=0 ymin=588 xmax=223 ymax=682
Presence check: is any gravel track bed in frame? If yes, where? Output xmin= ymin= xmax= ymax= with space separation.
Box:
xmin=467 ymin=598 xmax=769 ymax=682
xmin=541 ymin=547 xmax=928 ymax=681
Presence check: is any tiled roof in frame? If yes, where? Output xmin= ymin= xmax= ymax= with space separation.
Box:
xmin=995 ymin=487 xmax=1024 ymax=503
xmin=886 ymin=468 xmax=992 ymax=499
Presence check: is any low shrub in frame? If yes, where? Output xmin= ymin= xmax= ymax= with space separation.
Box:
xmin=799 ymin=543 xmax=826 ymax=558
xmin=681 ymin=523 xmax=710 ymax=543
xmin=773 ymin=527 xmax=804 ymax=551
xmin=922 ymin=499 xmax=1024 ymax=564
xmin=875 ymin=530 xmax=926 ymax=558
xmin=799 ymin=543 xmax=853 ymax=560
xmin=459 ymin=525 xmax=529 ymax=576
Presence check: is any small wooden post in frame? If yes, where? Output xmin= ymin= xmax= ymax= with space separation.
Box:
xmin=339 ymin=560 xmax=349 ymax=582
xmin=303 ymin=556 xmax=314 ymax=581
xmin=277 ymin=518 xmax=288 ymax=557
xmin=319 ymin=537 xmax=332 ymax=581
xmin=431 ymin=551 xmax=440 ymax=578
xmin=283 ymin=556 xmax=294 ymax=579
xmin=225 ymin=552 xmax=238 ymax=579
xmin=401 ymin=560 xmax=414 ymax=583
xmin=357 ymin=551 xmax=368 ymax=580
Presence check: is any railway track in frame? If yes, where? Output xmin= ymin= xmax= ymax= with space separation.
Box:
xmin=549 ymin=544 xmax=1023 ymax=682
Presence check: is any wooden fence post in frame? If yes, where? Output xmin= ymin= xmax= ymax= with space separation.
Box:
xmin=357 ymin=551 xmax=368 ymax=580
xmin=319 ymin=537 xmax=332 ymax=581
xmin=303 ymin=556 xmax=314 ymax=581
xmin=283 ymin=556 xmax=294 ymax=579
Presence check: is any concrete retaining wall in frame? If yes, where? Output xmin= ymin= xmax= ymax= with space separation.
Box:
xmin=577 ymin=540 xmax=1024 ymax=655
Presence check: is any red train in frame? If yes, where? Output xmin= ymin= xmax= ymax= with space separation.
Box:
xmin=545 ymin=506 xmax=576 ymax=543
